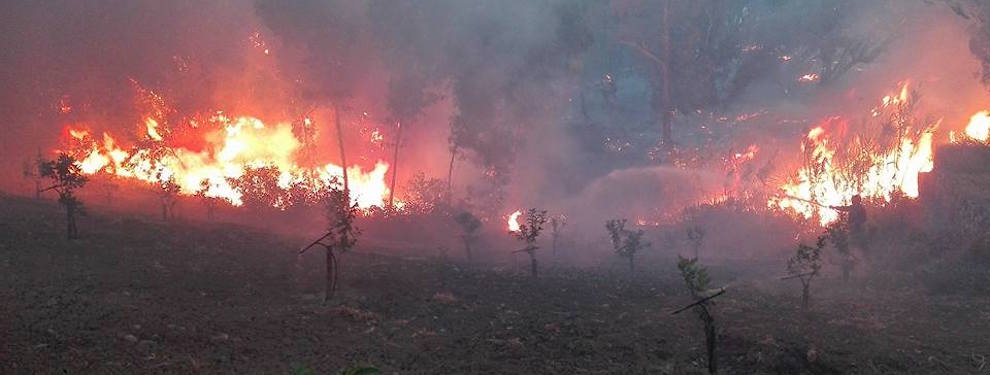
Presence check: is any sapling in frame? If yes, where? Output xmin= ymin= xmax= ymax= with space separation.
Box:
xmin=606 ymin=219 xmax=651 ymax=271
xmin=511 ymin=209 xmax=548 ymax=277
xmin=550 ymin=214 xmax=567 ymax=256
xmin=454 ymin=211 xmax=482 ymax=261
xmin=158 ymin=174 xmax=180 ymax=221
xmin=675 ymin=256 xmax=722 ymax=375
xmin=783 ymin=235 xmax=824 ymax=309
xmin=824 ymin=218 xmax=855 ymax=281
xmin=39 ymin=153 xmax=88 ymax=239
xmin=194 ymin=179 xmax=219 ymax=220
xmin=299 ymin=182 xmax=361 ymax=302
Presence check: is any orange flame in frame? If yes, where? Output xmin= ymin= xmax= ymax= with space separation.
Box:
xmin=964 ymin=110 xmax=990 ymax=143
xmin=770 ymin=82 xmax=936 ymax=225
xmin=64 ymin=114 xmax=393 ymax=209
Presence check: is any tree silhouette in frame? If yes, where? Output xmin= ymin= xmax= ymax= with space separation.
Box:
xmin=39 ymin=153 xmax=88 ymax=239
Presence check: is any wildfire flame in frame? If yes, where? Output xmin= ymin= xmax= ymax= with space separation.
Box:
xmin=507 ymin=210 xmax=522 ymax=232
xmin=964 ymin=110 xmax=990 ymax=143
xmin=771 ymin=82 xmax=937 ymax=225
xmin=63 ymin=113 xmax=392 ymax=209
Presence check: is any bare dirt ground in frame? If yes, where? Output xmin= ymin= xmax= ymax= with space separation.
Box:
xmin=2 ymin=195 xmax=988 ymax=374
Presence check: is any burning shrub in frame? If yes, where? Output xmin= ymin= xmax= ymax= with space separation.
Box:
xmin=783 ymin=235 xmax=824 ymax=309
xmin=454 ymin=211 xmax=482 ymax=261
xmin=39 ymin=153 xmax=89 ymax=240
xmin=605 ymin=219 xmax=650 ymax=271
xmin=402 ymin=172 xmax=451 ymax=216
xmin=511 ymin=209 xmax=548 ymax=277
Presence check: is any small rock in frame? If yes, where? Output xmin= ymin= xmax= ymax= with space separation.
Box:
xmin=132 ymin=324 xmax=142 ymax=330
xmin=137 ymin=340 xmax=156 ymax=349
xmin=123 ymin=334 xmax=138 ymax=343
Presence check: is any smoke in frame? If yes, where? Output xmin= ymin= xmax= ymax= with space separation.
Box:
xmin=2 ymin=0 xmax=990 ymax=263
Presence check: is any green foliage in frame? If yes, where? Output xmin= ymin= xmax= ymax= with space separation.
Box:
xmin=514 ymin=209 xmax=548 ymax=247
xmin=605 ymin=219 xmax=650 ymax=258
xmin=339 ymin=366 xmax=380 ymax=375
xmin=403 ymin=172 xmax=450 ymax=215
xmin=455 ymin=211 xmax=482 ymax=235
xmin=788 ymin=235 xmax=825 ymax=277
xmin=677 ymin=255 xmax=711 ymax=296
xmin=324 ymin=182 xmax=361 ymax=253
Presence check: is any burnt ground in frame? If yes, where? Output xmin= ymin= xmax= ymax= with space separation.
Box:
xmin=2 ymin=195 xmax=989 ymax=374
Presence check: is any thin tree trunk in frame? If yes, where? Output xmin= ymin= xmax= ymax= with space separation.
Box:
xmin=463 ymin=237 xmax=472 ymax=262
xmin=325 ymin=248 xmax=338 ymax=302
xmin=530 ymin=254 xmax=538 ymax=277
xmin=699 ymin=306 xmax=717 ymax=375
xmin=628 ymin=254 xmax=635 ymax=272
xmin=447 ymin=144 xmax=457 ymax=198
xmin=333 ymin=103 xmax=349 ymax=194
xmin=388 ymin=121 xmax=402 ymax=210
xmin=801 ymin=281 xmax=810 ymax=309
xmin=66 ymin=207 xmax=73 ymax=240
xmin=552 ymin=234 xmax=558 ymax=256
xmin=35 ymin=180 xmax=41 ymax=200
xmin=660 ymin=0 xmax=673 ymax=145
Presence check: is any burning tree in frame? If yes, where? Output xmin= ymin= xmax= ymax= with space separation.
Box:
xmin=299 ymin=181 xmax=361 ymax=302
xmin=39 ymin=153 xmax=89 ymax=240
xmin=605 ymin=219 xmax=650 ymax=271
xmin=783 ymin=235 xmax=825 ymax=309
xmin=454 ymin=211 xmax=482 ymax=262
xmin=674 ymin=256 xmax=724 ymax=375
xmin=511 ymin=209 xmax=548 ymax=277
xmin=550 ymin=214 xmax=567 ymax=256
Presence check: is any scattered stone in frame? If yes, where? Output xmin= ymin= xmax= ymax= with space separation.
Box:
xmin=210 ymin=333 xmax=229 ymax=341
xmin=123 ymin=334 xmax=139 ymax=343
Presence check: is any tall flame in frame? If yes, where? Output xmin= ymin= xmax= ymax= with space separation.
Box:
xmin=64 ymin=114 xmax=392 ymax=209
xmin=964 ymin=110 xmax=990 ymax=143
xmin=771 ymin=82 xmax=937 ymax=225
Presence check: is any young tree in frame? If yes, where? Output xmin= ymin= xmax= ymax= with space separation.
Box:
xmin=194 ymin=180 xmax=219 ymax=221
xmin=454 ymin=211 xmax=482 ymax=262
xmin=675 ymin=256 xmax=722 ymax=375
xmin=39 ymin=153 xmax=88 ymax=239
xmin=824 ymin=218 xmax=855 ymax=281
xmin=158 ymin=174 xmax=180 ymax=221
xmin=300 ymin=182 xmax=361 ymax=302
xmin=550 ymin=214 xmax=567 ymax=256
xmin=783 ymin=235 xmax=824 ymax=309
xmin=22 ymin=148 xmax=44 ymax=199
xmin=606 ymin=219 xmax=650 ymax=271
xmin=687 ymin=225 xmax=706 ymax=259
xmin=511 ymin=209 xmax=549 ymax=277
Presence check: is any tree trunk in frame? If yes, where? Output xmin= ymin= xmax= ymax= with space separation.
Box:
xmin=463 ymin=237 xmax=472 ymax=262
xmin=447 ymin=144 xmax=457 ymax=198
xmin=628 ymin=254 xmax=635 ymax=272
xmin=34 ymin=180 xmax=41 ymax=200
xmin=333 ymin=103 xmax=349 ymax=194
xmin=66 ymin=205 xmax=77 ymax=240
xmin=660 ymin=0 xmax=673 ymax=146
xmin=552 ymin=234 xmax=558 ymax=256
xmin=388 ymin=121 xmax=402 ymax=210
xmin=699 ymin=306 xmax=717 ymax=375
xmin=530 ymin=254 xmax=538 ymax=278
xmin=801 ymin=281 xmax=811 ymax=309
xmin=161 ymin=201 xmax=168 ymax=221
xmin=324 ymin=248 xmax=338 ymax=302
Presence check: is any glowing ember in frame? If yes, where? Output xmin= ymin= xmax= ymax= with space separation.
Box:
xmin=770 ymin=82 xmax=937 ymax=225
xmin=507 ymin=210 xmax=522 ymax=232
xmin=62 ymin=114 xmax=393 ymax=209
xmin=964 ymin=110 xmax=990 ymax=143
xmin=798 ymin=73 xmax=820 ymax=83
